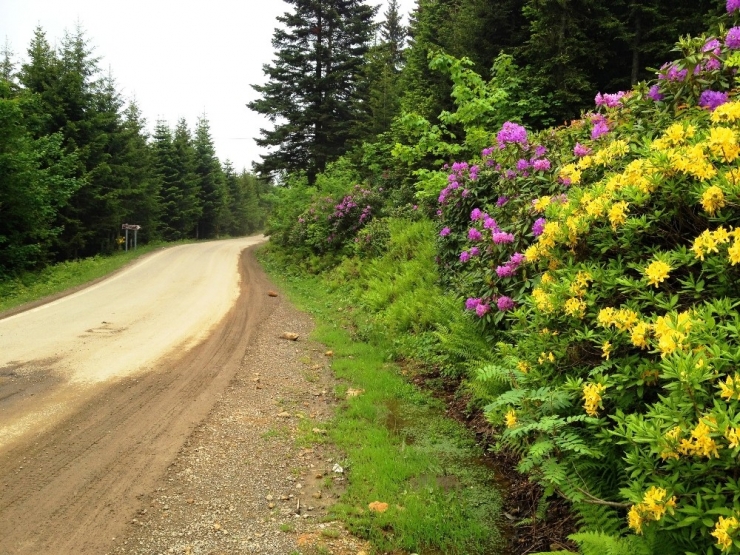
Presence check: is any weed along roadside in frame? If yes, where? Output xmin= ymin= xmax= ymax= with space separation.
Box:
xmin=259 ymin=245 xmax=505 ymax=555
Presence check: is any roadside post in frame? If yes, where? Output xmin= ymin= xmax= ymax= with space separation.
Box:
xmin=121 ymin=224 xmax=142 ymax=251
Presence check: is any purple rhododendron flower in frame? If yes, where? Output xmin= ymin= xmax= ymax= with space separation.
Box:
xmin=482 ymin=147 xmax=495 ymax=157
xmin=595 ymin=91 xmax=626 ymax=108
xmin=647 ymin=85 xmax=664 ymax=102
xmin=704 ymin=38 xmax=722 ymax=53
xmin=534 ymin=145 xmax=547 ymax=158
xmin=468 ymin=228 xmax=483 ymax=241
xmin=470 ymin=247 xmax=480 ymax=257
xmin=469 ymin=165 xmax=479 ymax=181
xmin=705 ymin=58 xmax=722 ymax=71
xmin=699 ymin=90 xmax=729 ymax=111
xmin=496 ymin=196 xmax=509 ymax=207
xmin=516 ymin=159 xmax=531 ymax=171
xmin=660 ymin=63 xmax=688 ymax=82
xmin=532 ymin=218 xmax=546 ymax=237
xmin=496 ymin=265 xmax=517 ymax=278
xmin=465 ymin=297 xmax=482 ymax=311
xmin=483 ymin=217 xmax=499 ymax=231
xmin=470 ymin=208 xmax=483 ymax=221
xmin=504 ymin=170 xmax=517 ymax=180
xmin=492 ymin=232 xmax=515 ymax=244
xmin=459 ymin=251 xmax=471 ymax=263
xmin=462 ymin=189 xmax=470 ymax=198
xmin=573 ymin=143 xmax=591 ymax=157
xmin=475 ymin=303 xmax=490 ymax=318
xmin=497 ymin=296 xmax=516 ymax=312
xmin=591 ymin=121 xmax=610 ymax=140
xmin=729 ymin=0 xmax=740 ymax=13
xmin=510 ymin=252 xmax=526 ymax=265
xmin=727 ymin=27 xmax=740 ymax=49
xmin=439 ymin=227 xmax=450 ymax=237
xmin=532 ymin=159 xmax=551 ymax=171
xmin=497 ymin=121 xmax=528 ymax=147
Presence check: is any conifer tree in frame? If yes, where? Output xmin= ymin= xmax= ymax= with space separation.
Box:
xmin=193 ymin=115 xmax=228 ymax=238
xmin=249 ymin=0 xmax=377 ymax=184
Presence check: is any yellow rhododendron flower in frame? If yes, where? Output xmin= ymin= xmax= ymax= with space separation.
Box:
xmin=532 ymin=287 xmax=554 ymax=313
xmin=706 ymin=126 xmax=740 ymax=162
xmin=711 ymin=100 xmax=740 ymax=123
xmin=601 ymin=341 xmax=612 ymax=360
xmin=564 ymin=297 xmax=587 ymax=319
xmin=701 ymin=185 xmax=726 ymax=215
xmin=533 ymin=196 xmax=551 ymax=213
xmin=711 ymin=515 xmax=739 ymax=552
xmin=679 ymin=419 xmax=721 ymax=458
xmin=582 ymin=382 xmax=607 ymax=416
xmin=627 ymin=487 xmax=677 ymax=534
xmin=645 ymin=260 xmax=671 ymax=287
xmin=630 ymin=321 xmax=651 ymax=349
xmin=692 ymin=228 xmax=729 ymax=260
xmin=719 ymin=373 xmax=740 ymax=401
xmin=725 ymin=427 xmax=740 ymax=449
xmin=608 ymin=201 xmax=629 ymax=229
xmin=729 ymin=240 xmax=740 ymax=265
xmin=517 ymin=361 xmax=530 ymax=374
xmin=504 ymin=409 xmax=517 ymax=428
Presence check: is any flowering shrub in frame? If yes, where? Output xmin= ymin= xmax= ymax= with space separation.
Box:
xmin=435 ymin=17 xmax=740 ymax=555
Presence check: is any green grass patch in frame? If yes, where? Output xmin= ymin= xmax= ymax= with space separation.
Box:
xmin=0 ymin=241 xmax=189 ymax=314
xmin=258 ymin=245 xmax=504 ymax=555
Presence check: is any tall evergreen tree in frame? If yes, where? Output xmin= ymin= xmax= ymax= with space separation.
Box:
xmin=193 ymin=115 xmax=228 ymax=238
xmin=249 ymin=0 xmax=377 ymax=184
xmin=380 ymin=0 xmax=406 ymax=70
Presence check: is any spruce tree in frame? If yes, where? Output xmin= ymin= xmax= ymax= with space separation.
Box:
xmin=193 ymin=115 xmax=228 ymax=238
xmin=249 ymin=0 xmax=377 ymax=184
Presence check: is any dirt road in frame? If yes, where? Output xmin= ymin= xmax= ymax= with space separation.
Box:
xmin=0 ymin=237 xmax=275 ymax=554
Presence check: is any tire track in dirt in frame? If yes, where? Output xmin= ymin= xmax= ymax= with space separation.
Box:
xmin=0 ymin=246 xmax=274 ymax=555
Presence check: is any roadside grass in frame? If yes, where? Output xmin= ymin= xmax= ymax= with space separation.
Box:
xmin=258 ymin=246 xmax=504 ymax=555
xmin=0 ymin=240 xmax=189 ymax=314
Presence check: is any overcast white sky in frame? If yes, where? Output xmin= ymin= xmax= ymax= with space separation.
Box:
xmin=0 ymin=0 xmax=416 ymax=172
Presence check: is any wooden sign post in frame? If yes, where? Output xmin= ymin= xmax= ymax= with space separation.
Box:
xmin=121 ymin=224 xmax=142 ymax=251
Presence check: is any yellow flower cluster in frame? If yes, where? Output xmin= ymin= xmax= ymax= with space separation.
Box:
xmin=569 ymin=271 xmax=592 ymax=297
xmin=564 ymin=297 xmax=587 ymax=319
xmin=517 ymin=361 xmax=530 ymax=374
xmin=679 ymin=419 xmax=721 ymax=458
xmin=719 ymin=373 xmax=740 ymax=401
xmin=711 ymin=515 xmax=739 ymax=552
xmin=630 ymin=321 xmax=651 ymax=349
xmin=711 ymin=100 xmax=740 ymax=124
xmin=609 ymin=201 xmax=629 ymax=229
xmin=533 ymin=196 xmax=551 ymax=213
xmin=597 ymin=307 xmax=639 ymax=331
xmin=504 ymin=409 xmax=517 ymax=428
xmin=691 ymin=227 xmax=732 ymax=260
xmin=706 ymin=126 xmax=740 ymax=163
xmin=701 ymin=185 xmax=726 ymax=215
xmin=652 ymin=122 xmax=696 ymax=150
xmin=627 ymin=486 xmax=677 ymax=534
xmin=532 ymin=287 xmax=555 ymax=313
xmin=644 ymin=260 xmax=671 ymax=287
xmin=559 ymin=163 xmax=582 ymax=185
xmin=653 ymin=311 xmax=693 ymax=358
xmin=582 ymin=382 xmax=607 ymax=416
xmin=601 ymin=341 xmax=612 ymax=360
xmin=538 ymin=351 xmax=555 ymax=364
xmin=660 ymin=426 xmax=682 ymax=460
xmin=592 ymin=139 xmax=630 ymax=166
xmin=727 ymin=167 xmax=740 ymax=185
xmin=726 ymin=427 xmax=740 ymax=449
xmin=668 ymin=144 xmax=716 ymax=182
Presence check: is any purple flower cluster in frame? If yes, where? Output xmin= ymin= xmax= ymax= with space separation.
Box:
xmin=496 ymin=121 xmax=528 ymax=148
xmin=496 ymin=196 xmax=509 ymax=207
xmin=496 ymin=252 xmax=526 ymax=278
xmin=468 ymin=228 xmax=483 ymax=241
xmin=532 ymin=158 xmax=551 ymax=172
xmin=470 ymin=208 xmax=483 ymax=220
xmin=439 ymin=161 xmax=476 ymax=204
xmin=699 ymin=90 xmax=729 ymax=111
xmin=729 ymin=0 xmax=740 ymax=13
xmin=496 ymin=296 xmax=516 ymax=312
xmin=532 ymin=218 xmax=546 ymax=237
xmin=647 ymin=85 xmax=664 ymax=102
xmin=659 ymin=63 xmax=688 ymax=82
xmin=595 ymin=91 xmax=626 ymax=108
xmin=439 ymin=227 xmax=450 ymax=237
xmin=573 ymin=143 xmax=591 ymax=157
xmin=727 ymin=27 xmax=740 ymax=50
xmin=331 ymin=195 xmax=358 ymax=219
xmin=591 ymin=121 xmax=610 ymax=140
xmin=359 ymin=205 xmax=372 ymax=223
xmin=492 ymin=231 xmax=515 ymax=244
